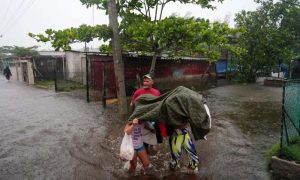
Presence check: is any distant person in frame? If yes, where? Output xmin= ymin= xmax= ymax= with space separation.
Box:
xmin=3 ymin=66 xmax=12 ymax=80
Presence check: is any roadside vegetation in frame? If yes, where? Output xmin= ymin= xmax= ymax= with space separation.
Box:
xmin=35 ymin=79 xmax=85 ymax=92
xmin=56 ymin=80 xmax=85 ymax=92
xmin=266 ymin=136 xmax=300 ymax=167
xmin=35 ymin=80 xmax=54 ymax=88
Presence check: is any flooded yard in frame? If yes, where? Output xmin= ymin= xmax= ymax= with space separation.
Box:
xmin=0 ymin=77 xmax=282 ymax=179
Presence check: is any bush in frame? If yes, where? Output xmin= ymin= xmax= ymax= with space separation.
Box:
xmin=281 ymin=136 xmax=300 ymax=164
xmin=266 ymin=136 xmax=300 ymax=167
xmin=266 ymin=143 xmax=280 ymax=166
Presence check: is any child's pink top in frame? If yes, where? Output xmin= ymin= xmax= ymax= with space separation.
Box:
xmin=132 ymin=123 xmax=143 ymax=149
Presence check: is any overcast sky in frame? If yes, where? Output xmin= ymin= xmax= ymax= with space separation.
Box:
xmin=0 ymin=0 xmax=259 ymax=51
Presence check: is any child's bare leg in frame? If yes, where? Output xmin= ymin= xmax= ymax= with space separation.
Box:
xmin=128 ymin=151 xmax=137 ymax=173
xmin=137 ymin=149 xmax=150 ymax=170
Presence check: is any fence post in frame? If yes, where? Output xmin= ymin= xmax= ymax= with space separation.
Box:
xmin=86 ymin=52 xmax=90 ymax=103
xmin=102 ymin=63 xmax=107 ymax=108
xmin=54 ymin=58 xmax=57 ymax=92
xmin=280 ymin=80 xmax=286 ymax=152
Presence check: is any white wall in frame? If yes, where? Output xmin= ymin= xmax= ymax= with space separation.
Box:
xmin=65 ymin=51 xmax=85 ymax=81
xmin=9 ymin=60 xmax=34 ymax=84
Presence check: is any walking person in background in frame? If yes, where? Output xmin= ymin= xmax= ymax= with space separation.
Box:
xmin=3 ymin=66 xmax=12 ymax=80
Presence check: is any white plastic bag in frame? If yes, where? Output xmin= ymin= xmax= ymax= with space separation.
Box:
xmin=120 ymin=133 xmax=134 ymax=161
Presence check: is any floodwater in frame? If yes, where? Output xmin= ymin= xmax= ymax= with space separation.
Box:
xmin=0 ymin=77 xmax=282 ymax=180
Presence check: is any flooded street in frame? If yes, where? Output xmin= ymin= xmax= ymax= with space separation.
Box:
xmin=0 ymin=77 xmax=112 ymax=179
xmin=0 ymin=77 xmax=282 ymax=180
xmin=198 ymin=81 xmax=282 ymax=179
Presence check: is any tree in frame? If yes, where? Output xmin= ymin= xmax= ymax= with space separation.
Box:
xmin=0 ymin=46 xmax=13 ymax=59
xmin=80 ymin=0 xmax=226 ymax=76
xmin=107 ymin=0 xmax=128 ymax=120
xmin=234 ymin=0 xmax=300 ymax=82
xmin=28 ymin=24 xmax=111 ymax=51
xmin=0 ymin=46 xmax=39 ymax=58
xmin=123 ymin=15 xmax=238 ymax=56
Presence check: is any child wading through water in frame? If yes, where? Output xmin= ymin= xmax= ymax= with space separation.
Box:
xmin=124 ymin=118 xmax=149 ymax=173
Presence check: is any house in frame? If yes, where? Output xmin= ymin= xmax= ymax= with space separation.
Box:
xmin=8 ymin=57 xmax=35 ymax=84
xmin=33 ymin=51 xmax=65 ymax=81
xmin=216 ymin=59 xmax=227 ymax=79
xmin=65 ymin=51 xmax=86 ymax=82
xmin=88 ymin=54 xmax=216 ymax=98
xmin=34 ymin=51 xmax=86 ymax=83
xmin=6 ymin=50 xmax=217 ymax=100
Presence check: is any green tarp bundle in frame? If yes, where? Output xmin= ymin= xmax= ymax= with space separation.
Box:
xmin=129 ymin=86 xmax=211 ymax=140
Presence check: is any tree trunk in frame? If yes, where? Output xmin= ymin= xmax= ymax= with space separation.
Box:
xmin=149 ymin=52 xmax=158 ymax=77
xmin=199 ymin=62 xmax=212 ymax=87
xmin=107 ymin=0 xmax=128 ymax=120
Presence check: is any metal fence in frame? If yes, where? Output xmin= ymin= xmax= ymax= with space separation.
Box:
xmin=55 ymin=71 xmax=86 ymax=92
xmin=54 ymin=70 xmax=107 ymax=103
xmin=280 ymin=80 xmax=300 ymax=150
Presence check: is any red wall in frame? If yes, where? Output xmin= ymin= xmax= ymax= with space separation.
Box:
xmin=90 ymin=55 xmax=214 ymax=97
xmin=90 ymin=55 xmax=116 ymax=97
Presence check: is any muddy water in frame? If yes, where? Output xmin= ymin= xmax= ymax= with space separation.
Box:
xmin=0 ymin=76 xmax=282 ymax=180
xmin=0 ymin=77 xmax=111 ymax=179
xmin=101 ymin=81 xmax=282 ymax=179
xmin=197 ymin=83 xmax=282 ymax=180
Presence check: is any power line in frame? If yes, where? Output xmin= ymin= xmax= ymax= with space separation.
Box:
xmin=0 ymin=0 xmax=17 ymax=33
xmin=0 ymin=0 xmax=26 ymax=33
xmin=2 ymin=0 xmax=37 ymax=35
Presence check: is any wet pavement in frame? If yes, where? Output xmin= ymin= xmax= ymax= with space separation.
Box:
xmin=0 ymin=76 xmax=282 ymax=180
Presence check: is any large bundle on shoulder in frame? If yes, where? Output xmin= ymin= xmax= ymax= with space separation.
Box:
xmin=129 ymin=86 xmax=211 ymax=140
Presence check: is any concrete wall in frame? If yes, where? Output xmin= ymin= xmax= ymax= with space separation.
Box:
xmin=9 ymin=60 xmax=34 ymax=84
xmin=27 ymin=61 xmax=34 ymax=85
xmin=65 ymin=51 xmax=85 ymax=81
xmin=271 ymin=156 xmax=300 ymax=180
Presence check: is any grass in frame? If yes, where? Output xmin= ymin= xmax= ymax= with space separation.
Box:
xmin=56 ymin=79 xmax=85 ymax=92
xmin=35 ymin=79 xmax=85 ymax=92
xmin=281 ymin=136 xmax=300 ymax=163
xmin=266 ymin=136 xmax=300 ymax=167
xmin=35 ymin=80 xmax=54 ymax=87
xmin=266 ymin=142 xmax=280 ymax=165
